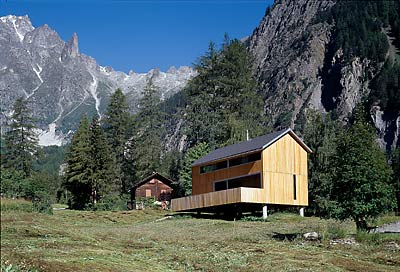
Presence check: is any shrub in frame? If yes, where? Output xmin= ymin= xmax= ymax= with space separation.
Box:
xmin=95 ymin=194 xmax=127 ymax=211
xmin=32 ymin=191 xmax=53 ymax=215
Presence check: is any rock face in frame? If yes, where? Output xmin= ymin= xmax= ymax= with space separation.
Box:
xmin=248 ymin=0 xmax=399 ymax=150
xmin=0 ymin=15 xmax=195 ymax=146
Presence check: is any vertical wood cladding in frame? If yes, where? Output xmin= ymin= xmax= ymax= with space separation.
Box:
xmin=135 ymin=178 xmax=173 ymax=201
xmin=262 ymin=134 xmax=308 ymax=206
xmin=190 ymin=133 xmax=308 ymax=207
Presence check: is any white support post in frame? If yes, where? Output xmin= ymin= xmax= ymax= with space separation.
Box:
xmin=262 ymin=205 xmax=268 ymax=219
xmin=299 ymin=207 xmax=305 ymax=217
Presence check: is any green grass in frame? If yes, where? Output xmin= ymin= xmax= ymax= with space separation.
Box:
xmin=1 ymin=202 xmax=399 ymax=272
xmin=51 ymin=204 xmax=68 ymax=209
xmin=1 ymin=199 xmax=32 ymax=212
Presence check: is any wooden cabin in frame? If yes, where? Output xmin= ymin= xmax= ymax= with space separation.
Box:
xmin=171 ymin=128 xmax=312 ymax=217
xmin=130 ymin=172 xmax=173 ymax=209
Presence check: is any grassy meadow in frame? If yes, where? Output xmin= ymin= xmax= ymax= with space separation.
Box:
xmin=1 ymin=199 xmax=399 ymax=272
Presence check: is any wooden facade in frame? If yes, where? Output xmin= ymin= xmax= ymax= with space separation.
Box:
xmin=131 ymin=172 xmax=173 ymax=202
xmin=172 ymin=129 xmax=311 ymax=212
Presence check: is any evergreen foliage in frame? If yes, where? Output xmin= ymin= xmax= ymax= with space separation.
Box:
xmin=178 ymin=143 xmax=209 ymax=196
xmin=369 ymin=61 xmax=400 ymax=112
xmin=390 ymin=147 xmax=400 ymax=211
xmin=318 ymin=0 xmax=400 ymax=63
xmin=3 ymin=97 xmax=38 ymax=177
xmin=303 ymin=110 xmax=340 ymax=216
xmin=64 ymin=115 xmax=92 ymax=209
xmin=129 ymin=80 xmax=165 ymax=182
xmin=89 ymin=116 xmax=116 ymax=204
xmin=64 ymin=115 xmax=117 ymax=209
xmin=102 ymin=88 xmax=131 ymax=193
xmin=324 ymin=107 xmax=395 ymax=230
xmin=184 ymin=37 xmax=267 ymax=150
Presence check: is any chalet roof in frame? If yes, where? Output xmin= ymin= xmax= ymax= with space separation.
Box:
xmin=132 ymin=172 xmax=173 ymax=189
xmin=192 ymin=128 xmax=312 ymax=167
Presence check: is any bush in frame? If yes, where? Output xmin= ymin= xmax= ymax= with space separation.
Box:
xmin=135 ymin=196 xmax=157 ymax=209
xmin=32 ymin=191 xmax=53 ymax=215
xmin=94 ymin=194 xmax=127 ymax=211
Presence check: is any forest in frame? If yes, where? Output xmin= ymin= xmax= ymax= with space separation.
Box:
xmin=1 ymin=1 xmax=400 ymax=232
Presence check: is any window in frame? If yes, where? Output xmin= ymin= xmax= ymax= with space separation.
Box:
xmin=293 ymin=175 xmax=297 ymax=200
xmin=200 ymin=160 xmax=228 ymax=174
xmin=149 ymin=179 xmax=155 ymax=184
xmin=145 ymin=189 xmax=152 ymax=197
xmin=229 ymin=153 xmax=261 ymax=167
xmin=214 ymin=173 xmax=262 ymax=191
xmin=200 ymin=153 xmax=261 ymax=174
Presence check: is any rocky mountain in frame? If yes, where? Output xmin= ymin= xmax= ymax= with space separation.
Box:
xmin=248 ymin=0 xmax=399 ymax=150
xmin=0 ymin=15 xmax=195 ymax=146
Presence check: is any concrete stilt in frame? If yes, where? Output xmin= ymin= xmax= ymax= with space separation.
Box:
xmin=299 ymin=207 xmax=305 ymax=217
xmin=262 ymin=205 xmax=268 ymax=219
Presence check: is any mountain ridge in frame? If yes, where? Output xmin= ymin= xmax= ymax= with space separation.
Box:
xmin=0 ymin=15 xmax=195 ymax=146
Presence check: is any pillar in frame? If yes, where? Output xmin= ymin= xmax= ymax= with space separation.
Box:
xmin=299 ymin=207 xmax=305 ymax=217
xmin=262 ymin=205 xmax=268 ymax=219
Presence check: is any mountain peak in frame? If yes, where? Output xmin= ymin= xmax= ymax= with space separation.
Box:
xmin=61 ymin=32 xmax=79 ymax=61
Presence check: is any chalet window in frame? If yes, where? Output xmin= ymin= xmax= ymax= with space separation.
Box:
xmin=145 ymin=189 xmax=152 ymax=197
xmin=293 ymin=175 xmax=297 ymax=200
xmin=149 ymin=179 xmax=155 ymax=184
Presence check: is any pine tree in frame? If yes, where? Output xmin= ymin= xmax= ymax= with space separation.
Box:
xmin=4 ymin=97 xmax=38 ymax=177
xmin=64 ymin=115 xmax=92 ymax=209
xmin=89 ymin=116 xmax=116 ymax=204
xmin=102 ymin=88 xmax=131 ymax=193
xmin=185 ymin=37 xmax=267 ymax=149
xmin=130 ymin=80 xmax=165 ymax=181
xmin=178 ymin=143 xmax=209 ymax=196
xmin=326 ymin=107 xmax=396 ymax=230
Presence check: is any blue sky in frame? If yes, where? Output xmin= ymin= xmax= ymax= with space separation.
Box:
xmin=0 ymin=0 xmax=273 ymax=73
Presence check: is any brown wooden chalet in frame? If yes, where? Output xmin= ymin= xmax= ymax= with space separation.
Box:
xmin=130 ymin=172 xmax=173 ymax=208
xmin=171 ymin=128 xmax=312 ymax=218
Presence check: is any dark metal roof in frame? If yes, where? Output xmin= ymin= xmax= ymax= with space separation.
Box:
xmin=192 ymin=128 xmax=312 ymax=167
xmin=132 ymin=172 xmax=173 ymax=189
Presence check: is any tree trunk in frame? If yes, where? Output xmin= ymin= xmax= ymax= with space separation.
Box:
xmin=355 ymin=218 xmax=368 ymax=231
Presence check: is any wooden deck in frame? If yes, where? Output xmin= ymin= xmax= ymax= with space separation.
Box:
xmin=171 ymin=187 xmax=267 ymax=212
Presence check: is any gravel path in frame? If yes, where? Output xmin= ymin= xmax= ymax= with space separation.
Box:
xmin=372 ymin=221 xmax=400 ymax=233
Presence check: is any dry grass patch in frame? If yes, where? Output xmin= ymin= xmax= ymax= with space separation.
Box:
xmin=1 ymin=203 xmax=399 ymax=271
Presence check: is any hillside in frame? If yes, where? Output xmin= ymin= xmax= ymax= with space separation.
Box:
xmin=0 ymin=15 xmax=195 ymax=146
xmin=247 ymin=0 xmax=400 ymax=150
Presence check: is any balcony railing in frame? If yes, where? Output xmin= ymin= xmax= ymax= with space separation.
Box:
xmin=171 ymin=187 xmax=266 ymax=212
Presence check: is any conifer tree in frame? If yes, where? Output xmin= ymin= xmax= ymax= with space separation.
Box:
xmin=326 ymin=107 xmax=396 ymax=230
xmin=89 ymin=116 xmax=116 ymax=203
xmin=4 ymin=97 xmax=38 ymax=177
xmin=102 ymin=88 xmax=130 ymax=193
xmin=64 ymin=115 xmax=92 ymax=209
xmin=131 ymin=80 xmax=165 ymax=181
xmin=185 ymin=37 xmax=267 ymax=149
